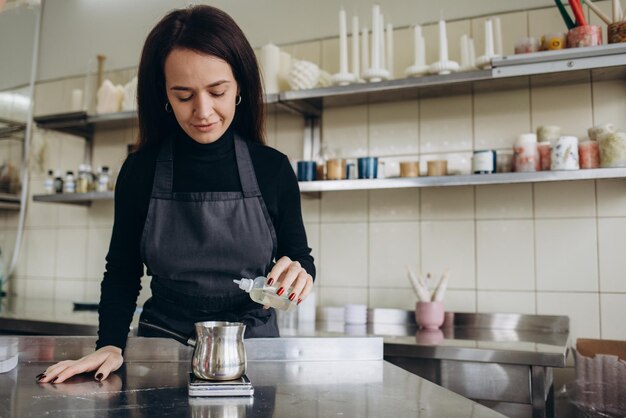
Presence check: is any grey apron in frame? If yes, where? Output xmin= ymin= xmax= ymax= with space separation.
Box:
xmin=137 ymin=133 xmax=279 ymax=340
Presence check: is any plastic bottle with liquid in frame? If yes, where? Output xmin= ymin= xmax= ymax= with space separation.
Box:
xmin=233 ymin=276 xmax=296 ymax=312
xmin=44 ymin=170 xmax=55 ymax=194
xmin=63 ymin=171 xmax=76 ymax=193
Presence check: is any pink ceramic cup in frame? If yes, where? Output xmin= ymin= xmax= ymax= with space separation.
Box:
xmin=415 ymin=301 xmax=445 ymax=330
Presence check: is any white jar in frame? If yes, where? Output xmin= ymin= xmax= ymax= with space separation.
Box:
xmin=514 ymin=133 xmax=539 ymax=172
xmin=551 ymin=136 xmax=580 ymax=170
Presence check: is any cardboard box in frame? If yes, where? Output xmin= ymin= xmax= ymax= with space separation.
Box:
xmin=570 ymin=338 xmax=626 ymax=417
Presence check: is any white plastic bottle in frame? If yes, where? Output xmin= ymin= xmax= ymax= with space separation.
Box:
xmin=234 ymin=276 xmax=296 ymax=312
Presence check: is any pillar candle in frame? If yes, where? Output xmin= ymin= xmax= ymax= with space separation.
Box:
xmin=352 ymin=16 xmax=360 ymax=79
xmin=438 ymin=20 xmax=449 ymax=62
xmin=379 ymin=13 xmax=386 ymax=71
xmin=361 ymin=27 xmax=369 ymax=74
xmin=386 ymin=23 xmax=394 ymax=76
xmin=338 ymin=9 xmax=349 ymax=74
xmin=260 ymin=43 xmax=280 ymax=94
xmin=371 ymin=5 xmax=381 ymax=70
xmin=468 ymin=37 xmax=476 ymax=67
xmin=484 ymin=20 xmax=495 ymax=57
xmin=494 ymin=17 xmax=503 ymax=56
xmin=71 ymin=89 xmax=83 ymax=111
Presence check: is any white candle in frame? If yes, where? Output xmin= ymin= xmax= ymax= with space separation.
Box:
xmin=379 ymin=13 xmax=386 ymax=70
xmin=413 ymin=25 xmax=421 ymax=66
xmin=484 ymin=20 xmax=495 ymax=57
xmin=493 ymin=17 xmax=502 ymax=56
xmin=386 ymin=23 xmax=394 ymax=77
xmin=260 ymin=43 xmax=280 ymax=94
xmin=338 ymin=9 xmax=348 ymax=74
xmin=352 ymin=16 xmax=360 ymax=79
xmin=460 ymin=35 xmax=469 ymax=68
xmin=361 ymin=27 xmax=369 ymax=75
xmin=468 ymin=37 xmax=476 ymax=67
xmin=438 ymin=20 xmax=449 ymax=62
xmin=371 ymin=5 xmax=381 ymax=70
xmin=71 ymin=89 xmax=83 ymax=111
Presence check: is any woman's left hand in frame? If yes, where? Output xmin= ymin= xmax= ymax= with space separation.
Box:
xmin=266 ymin=256 xmax=313 ymax=307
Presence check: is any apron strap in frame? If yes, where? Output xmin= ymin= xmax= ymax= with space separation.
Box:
xmin=234 ymin=134 xmax=262 ymax=198
xmin=151 ymin=136 xmax=174 ymax=198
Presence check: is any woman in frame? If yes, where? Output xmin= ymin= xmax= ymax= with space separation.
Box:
xmin=36 ymin=5 xmax=315 ymax=384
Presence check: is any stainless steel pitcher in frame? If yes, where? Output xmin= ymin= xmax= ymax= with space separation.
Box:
xmin=192 ymin=321 xmax=246 ymax=380
xmin=139 ymin=319 xmax=247 ymax=380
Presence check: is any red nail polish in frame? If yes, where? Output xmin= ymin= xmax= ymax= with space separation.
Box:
xmin=95 ymin=373 xmax=103 ymax=381
xmin=297 ymin=298 xmax=302 ymax=305
xmin=267 ymin=278 xmax=274 ymax=286
xmin=277 ymin=287 xmax=284 ymax=296
xmin=288 ymin=293 xmax=295 ymax=301
xmin=50 ymin=377 xmax=58 ymax=383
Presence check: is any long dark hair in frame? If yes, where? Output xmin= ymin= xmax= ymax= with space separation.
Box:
xmin=135 ymin=5 xmax=265 ymax=151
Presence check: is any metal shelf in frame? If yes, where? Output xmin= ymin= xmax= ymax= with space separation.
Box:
xmin=298 ymin=168 xmax=626 ymax=193
xmin=0 ymin=192 xmax=21 ymax=210
xmin=32 ymin=191 xmax=114 ymax=206
xmin=281 ymin=43 xmax=626 ymax=116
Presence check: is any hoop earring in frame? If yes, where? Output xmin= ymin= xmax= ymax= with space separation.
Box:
xmin=165 ymin=102 xmax=172 ymax=112
xmin=235 ymin=95 xmax=242 ymax=106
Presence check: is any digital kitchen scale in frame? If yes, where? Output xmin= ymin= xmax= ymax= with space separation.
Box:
xmin=188 ymin=373 xmax=254 ymax=397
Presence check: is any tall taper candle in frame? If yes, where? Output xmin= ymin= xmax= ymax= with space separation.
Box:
xmin=338 ymin=9 xmax=348 ymax=74
xmin=484 ymin=19 xmax=495 ymax=57
xmin=413 ymin=25 xmax=421 ymax=66
xmin=352 ymin=16 xmax=360 ymax=79
xmin=361 ymin=27 xmax=369 ymax=75
xmin=379 ymin=13 xmax=386 ymax=70
xmin=386 ymin=23 xmax=394 ymax=76
xmin=371 ymin=4 xmax=381 ymax=70
xmin=460 ymin=34 xmax=469 ymax=68
xmin=493 ymin=17 xmax=502 ymax=56
xmin=438 ymin=20 xmax=449 ymax=62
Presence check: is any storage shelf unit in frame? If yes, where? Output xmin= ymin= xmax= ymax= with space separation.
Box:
xmin=31 ymin=44 xmax=626 ymax=201
xmin=32 ymin=191 xmax=114 ymax=206
xmin=298 ymin=168 xmax=626 ymax=192
xmin=0 ymin=192 xmax=21 ymax=210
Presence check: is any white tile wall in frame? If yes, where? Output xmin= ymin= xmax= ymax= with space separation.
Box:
xmin=11 ymin=7 xmax=624 ymax=342
xmin=535 ymin=219 xmax=598 ymax=292
xmin=537 ymin=292 xmax=600 ymax=339
xmin=600 ymin=294 xmax=626 ymax=339
xmin=477 ymin=220 xmax=535 ymax=290
xmin=369 ymin=222 xmax=419 ymax=288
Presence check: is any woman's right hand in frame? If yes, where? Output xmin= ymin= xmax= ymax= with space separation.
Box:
xmin=36 ymin=345 xmax=124 ymax=384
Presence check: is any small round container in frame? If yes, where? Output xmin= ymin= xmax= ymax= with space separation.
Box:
xmin=588 ymin=123 xmax=616 ymax=141
xmin=515 ymin=36 xmax=541 ymax=54
xmin=567 ymin=25 xmax=603 ymax=48
xmin=415 ymin=301 xmax=445 ymax=330
xmin=598 ymin=132 xmax=626 ymax=168
xmin=399 ymin=161 xmax=420 ymax=178
xmin=326 ymin=158 xmax=346 ymax=180
xmin=496 ymin=151 xmax=514 ymax=173
xmin=427 ymin=160 xmax=448 ymax=176
xmin=579 ymin=140 xmax=600 ymax=169
xmin=357 ymin=157 xmax=378 ymax=179
xmin=537 ymin=125 xmax=561 ymax=143
xmin=538 ymin=142 xmax=552 ymax=171
xmin=551 ymin=136 xmax=580 ymax=170
xmin=297 ymin=161 xmax=317 ymax=181
xmin=607 ymin=21 xmax=626 ymax=44
xmin=541 ymin=32 xmax=566 ymax=50
xmin=472 ymin=150 xmax=496 ymax=174
xmin=514 ymin=133 xmax=539 ymax=172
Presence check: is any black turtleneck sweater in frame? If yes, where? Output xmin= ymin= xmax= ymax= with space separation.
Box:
xmin=97 ymin=128 xmax=315 ymax=350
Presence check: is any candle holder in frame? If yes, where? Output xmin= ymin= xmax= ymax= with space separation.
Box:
xmin=476 ymin=53 xmax=501 ymax=70
xmin=363 ymin=68 xmax=391 ymax=83
xmin=405 ymin=64 xmax=430 ymax=77
xmin=331 ymin=72 xmax=357 ymax=86
xmin=428 ymin=60 xmax=459 ymax=75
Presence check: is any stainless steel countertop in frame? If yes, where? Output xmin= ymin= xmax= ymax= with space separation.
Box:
xmin=0 ymin=298 xmax=569 ymax=368
xmin=0 ymin=336 xmax=506 ymax=418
